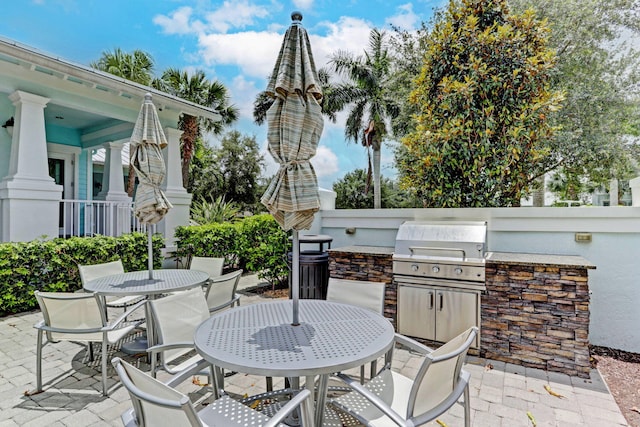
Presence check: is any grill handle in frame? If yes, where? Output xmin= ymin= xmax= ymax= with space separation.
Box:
xmin=408 ymin=246 xmax=466 ymax=260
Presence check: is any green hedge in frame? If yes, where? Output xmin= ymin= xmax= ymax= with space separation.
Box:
xmin=174 ymin=214 xmax=290 ymax=287
xmin=0 ymin=233 xmax=163 ymax=317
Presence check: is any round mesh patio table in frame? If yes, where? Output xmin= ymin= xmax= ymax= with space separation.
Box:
xmin=194 ymin=299 xmax=395 ymax=426
xmin=84 ymin=269 xmax=209 ymax=354
xmin=83 ymin=269 xmax=208 ymax=296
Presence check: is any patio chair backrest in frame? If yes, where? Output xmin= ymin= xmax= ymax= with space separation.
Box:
xmin=410 ymin=327 xmax=477 ymax=419
xmin=79 ymin=260 xmax=125 ymax=284
xmin=205 ymin=270 xmax=242 ymax=313
xmin=148 ymin=288 xmax=211 ymax=364
xmin=113 ymin=357 xmax=203 ymax=427
xmin=34 ymin=291 xmax=106 ymax=342
xmin=190 ymin=256 xmax=224 ymax=280
xmin=326 ymin=278 xmax=386 ymax=314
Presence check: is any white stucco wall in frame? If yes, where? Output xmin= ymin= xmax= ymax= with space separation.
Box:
xmin=315 ymin=206 xmax=640 ymax=353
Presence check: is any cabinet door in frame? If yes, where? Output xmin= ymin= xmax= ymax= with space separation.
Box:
xmin=398 ymin=285 xmax=435 ymax=340
xmin=436 ymin=289 xmax=478 ymax=346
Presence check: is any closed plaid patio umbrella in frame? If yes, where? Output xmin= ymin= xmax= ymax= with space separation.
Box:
xmin=261 ymin=12 xmax=323 ymax=325
xmin=130 ymin=93 xmax=173 ymax=280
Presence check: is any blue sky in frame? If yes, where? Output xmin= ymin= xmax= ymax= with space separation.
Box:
xmin=1 ymin=0 xmax=445 ymax=189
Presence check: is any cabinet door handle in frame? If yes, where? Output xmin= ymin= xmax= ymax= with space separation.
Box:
xmin=439 ymin=293 xmax=444 ymax=311
xmin=429 ymin=291 xmax=434 ymax=310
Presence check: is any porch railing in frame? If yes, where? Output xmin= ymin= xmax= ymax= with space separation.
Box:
xmin=59 ymin=199 xmax=151 ymax=238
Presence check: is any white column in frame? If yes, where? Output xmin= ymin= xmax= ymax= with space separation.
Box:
xmin=162 ymin=127 xmax=186 ymax=192
xmin=158 ymin=126 xmax=191 ymax=254
xmin=96 ymin=140 xmax=130 ymax=201
xmin=94 ymin=141 xmax=131 ymax=237
xmin=0 ymin=90 xmax=62 ymax=242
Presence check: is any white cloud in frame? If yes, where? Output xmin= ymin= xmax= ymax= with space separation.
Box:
xmin=203 ymin=1 xmax=270 ymax=33
xmin=311 ymin=16 xmax=373 ymax=69
xmin=293 ymin=0 xmax=315 ymax=9
xmin=198 ymin=31 xmax=283 ymax=78
xmin=153 ymin=6 xmax=199 ymax=36
xmin=312 ymin=145 xmax=340 ymax=177
xmin=154 ymin=1 xmax=271 ymax=36
xmin=385 ymin=3 xmax=420 ymax=31
xmin=228 ymin=75 xmax=263 ymax=118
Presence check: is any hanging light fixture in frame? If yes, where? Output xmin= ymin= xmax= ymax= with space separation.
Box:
xmin=2 ymin=117 xmax=14 ymax=137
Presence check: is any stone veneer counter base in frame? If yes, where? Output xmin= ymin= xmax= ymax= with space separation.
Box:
xmin=483 ymin=252 xmax=595 ymax=378
xmin=328 ymin=247 xmax=595 ymax=378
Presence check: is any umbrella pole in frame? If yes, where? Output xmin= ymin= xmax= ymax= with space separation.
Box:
xmin=148 ymin=226 xmax=153 ymax=280
xmin=292 ymin=230 xmax=300 ymax=326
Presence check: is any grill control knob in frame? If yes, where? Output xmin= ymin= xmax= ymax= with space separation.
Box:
xmin=432 ymin=266 xmax=440 ymax=273
xmin=455 ymin=267 xmax=463 ymax=275
xmin=411 ymin=264 xmax=419 ymax=272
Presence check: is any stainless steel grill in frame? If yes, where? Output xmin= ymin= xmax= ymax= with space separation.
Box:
xmin=393 ymin=221 xmax=487 ymax=348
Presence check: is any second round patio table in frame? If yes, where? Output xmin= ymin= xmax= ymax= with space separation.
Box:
xmin=84 ymin=269 xmax=209 ymax=354
xmin=194 ymin=299 xmax=395 ymax=426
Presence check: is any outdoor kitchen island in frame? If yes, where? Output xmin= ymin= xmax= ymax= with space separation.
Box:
xmin=328 ymin=246 xmax=595 ymax=378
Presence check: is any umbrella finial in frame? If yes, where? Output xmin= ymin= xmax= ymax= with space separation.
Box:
xmin=144 ymin=93 xmax=153 ymax=103
xmin=291 ymin=11 xmax=302 ymax=24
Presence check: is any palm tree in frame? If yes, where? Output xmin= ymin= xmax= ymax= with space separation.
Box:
xmin=154 ymin=68 xmax=239 ymax=188
xmin=329 ymin=28 xmax=399 ymax=209
xmin=91 ymin=48 xmax=155 ymax=86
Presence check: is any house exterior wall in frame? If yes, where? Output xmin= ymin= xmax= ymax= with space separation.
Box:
xmin=316 ymin=207 xmax=640 ymax=354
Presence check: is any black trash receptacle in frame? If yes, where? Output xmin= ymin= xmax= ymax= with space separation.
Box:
xmin=288 ymin=234 xmax=333 ymax=300
xmin=288 ymin=251 xmax=329 ymax=299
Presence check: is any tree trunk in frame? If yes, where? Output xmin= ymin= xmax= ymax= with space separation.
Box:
xmin=181 ymin=115 xmax=198 ymax=190
xmin=373 ymin=147 xmax=381 ymax=209
xmin=532 ymin=175 xmax=545 ymax=207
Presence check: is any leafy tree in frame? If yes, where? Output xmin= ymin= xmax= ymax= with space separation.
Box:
xmin=399 ymin=0 xmax=563 ymax=207
xmin=333 ymin=168 xmax=420 ymax=209
xmin=214 ymin=130 xmax=264 ymax=208
xmin=508 ymin=0 xmax=640 ymax=193
xmin=329 ymin=29 xmax=400 ymax=209
xmin=153 ymin=69 xmax=239 ymax=187
xmin=187 ymin=137 xmax=222 ymax=203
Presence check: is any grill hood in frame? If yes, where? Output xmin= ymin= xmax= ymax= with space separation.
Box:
xmin=393 ymin=221 xmax=487 ymax=262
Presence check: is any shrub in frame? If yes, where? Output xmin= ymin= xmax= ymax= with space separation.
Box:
xmin=0 ymin=233 xmax=163 ymax=316
xmin=175 ymin=214 xmax=290 ymax=287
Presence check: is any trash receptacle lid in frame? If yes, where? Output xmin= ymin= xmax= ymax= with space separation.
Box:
xmin=298 ymin=234 xmax=333 ymax=243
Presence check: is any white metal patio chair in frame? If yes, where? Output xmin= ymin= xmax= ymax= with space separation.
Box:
xmin=146 ymin=287 xmax=213 ymax=379
xmin=204 ymin=269 xmax=242 ymax=314
xmin=34 ymin=290 xmax=145 ymax=396
xmin=190 ymin=256 xmax=224 ymax=282
xmin=79 ymin=260 xmax=145 ymax=316
xmin=113 ymin=357 xmax=314 ymax=427
xmin=329 ymin=326 xmax=478 ymax=427
xmin=326 ymin=277 xmax=387 ymax=382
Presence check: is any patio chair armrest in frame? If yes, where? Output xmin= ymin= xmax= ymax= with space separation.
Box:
xmin=37 ymin=323 xmax=103 ymax=334
xmin=264 ymin=389 xmax=312 ymax=427
xmin=208 ymin=295 xmax=240 ymax=313
xmin=393 ymin=333 xmax=434 ymax=355
xmin=109 ymin=300 xmax=147 ymax=326
xmin=33 ymin=320 xmax=45 ymax=329
xmin=413 ymin=370 xmax=471 ymax=426
xmin=146 ymin=341 xmax=194 ymax=355
xmin=332 ymin=372 xmax=407 ymax=427
xmin=164 ymin=357 xmax=211 ymax=389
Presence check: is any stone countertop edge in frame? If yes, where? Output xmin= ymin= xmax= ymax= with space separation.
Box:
xmin=486 ymin=251 xmax=596 ymax=269
xmin=328 ymin=245 xmax=395 ymax=256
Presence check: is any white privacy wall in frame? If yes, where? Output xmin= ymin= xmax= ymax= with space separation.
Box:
xmin=313 ymin=207 xmax=640 ymax=353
